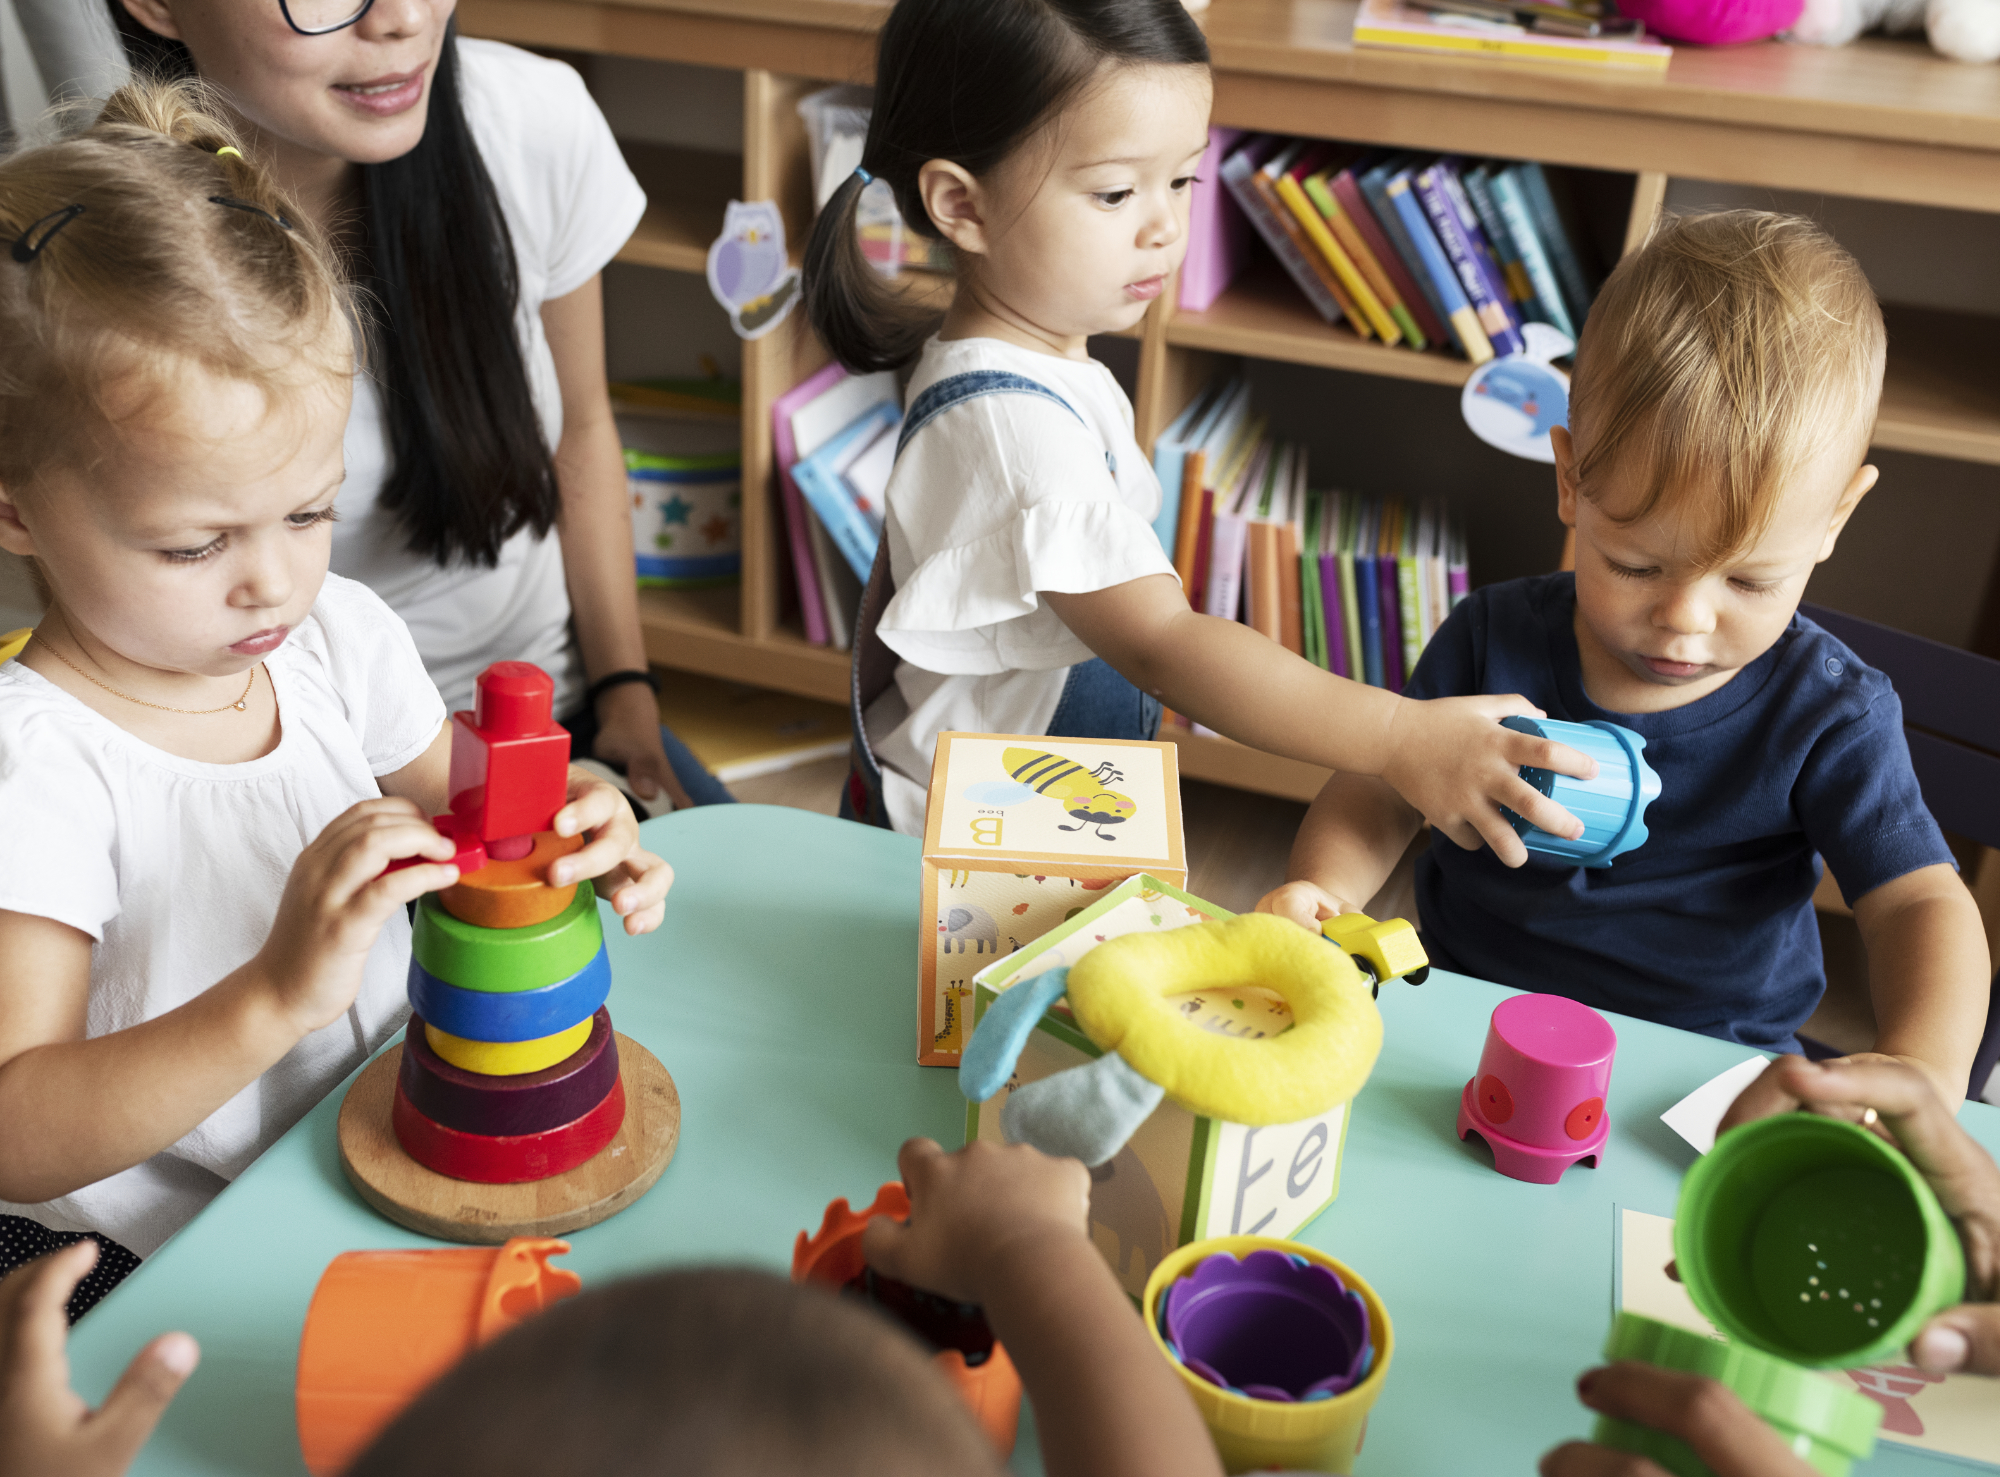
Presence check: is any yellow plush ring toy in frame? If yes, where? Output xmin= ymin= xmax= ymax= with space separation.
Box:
xmin=1065 ymin=914 xmax=1383 ymax=1126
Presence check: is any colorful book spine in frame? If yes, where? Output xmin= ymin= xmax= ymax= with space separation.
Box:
xmin=1413 ymin=163 xmax=1523 ymax=359
xmin=1337 ymin=498 xmax=1364 ymax=682
xmin=1320 ymin=548 xmax=1349 ymax=679
xmin=1376 ymin=504 xmax=1403 ymax=693
xmin=1277 ymin=160 xmax=1398 ymax=343
xmin=1354 ymin=504 xmax=1383 ymax=690
xmin=1219 ymin=138 xmax=1347 ymax=326
xmin=1398 ymin=516 xmax=1422 ymax=680
xmin=1434 ymin=159 xmax=1524 ymax=349
xmin=1489 ymin=167 xmax=1577 ymax=340
xmin=1180 ymin=126 xmax=1253 ymax=312
xmin=1516 ymin=162 xmax=1596 ymax=331
xmin=1302 ymin=491 xmax=1326 ymax=669
xmin=1304 ymin=172 xmax=1423 ymax=349
xmin=1330 ymin=166 xmax=1447 ymax=347
xmin=1385 ymin=171 xmax=1492 ymax=365
xmin=1461 ymin=166 xmax=1537 ymax=314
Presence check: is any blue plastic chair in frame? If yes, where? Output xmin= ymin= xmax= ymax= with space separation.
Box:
xmin=1801 ymin=604 xmax=2000 ymax=1101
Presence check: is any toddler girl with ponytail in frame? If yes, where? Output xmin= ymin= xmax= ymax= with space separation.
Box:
xmin=808 ymin=0 xmax=1596 ymax=847
xmin=0 ymin=81 xmax=668 ymax=1316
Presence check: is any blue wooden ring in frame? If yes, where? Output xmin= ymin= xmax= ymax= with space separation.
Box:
xmin=399 ymin=1007 xmax=619 ymax=1137
xmin=406 ymin=946 xmax=610 ymax=1042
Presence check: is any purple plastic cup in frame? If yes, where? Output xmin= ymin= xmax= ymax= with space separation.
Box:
xmin=1161 ymin=1249 xmax=1372 ymax=1402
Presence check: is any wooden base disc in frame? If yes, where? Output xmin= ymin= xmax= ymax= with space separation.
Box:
xmin=339 ymin=1034 xmax=679 ymax=1244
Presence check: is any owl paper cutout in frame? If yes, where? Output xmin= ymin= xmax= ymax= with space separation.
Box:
xmin=706 ymin=200 xmax=802 ymax=341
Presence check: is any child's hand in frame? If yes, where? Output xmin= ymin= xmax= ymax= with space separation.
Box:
xmin=0 ymin=1243 xmax=197 ymax=1477
xmin=1541 ymin=1361 xmax=1818 ymax=1477
xmin=550 ymin=773 xmax=674 ymax=935
xmin=862 ymin=1138 xmax=1092 ymax=1307
xmin=1256 ymin=881 xmax=1360 ymax=934
xmin=1381 ymin=695 xmax=1595 ymax=867
xmin=258 ymin=798 xmax=463 ymax=1035
xmin=1719 ymin=1055 xmax=2000 ymax=1357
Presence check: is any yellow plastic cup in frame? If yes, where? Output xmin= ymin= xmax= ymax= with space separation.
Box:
xmin=1143 ymin=1235 xmax=1393 ymax=1475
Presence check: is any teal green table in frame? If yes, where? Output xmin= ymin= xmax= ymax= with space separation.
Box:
xmin=65 ymin=805 xmax=2000 ymax=1475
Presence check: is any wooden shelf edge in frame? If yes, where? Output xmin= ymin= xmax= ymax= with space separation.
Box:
xmin=1871 ymin=420 xmax=2000 ymax=467
xmin=641 ymin=612 xmax=850 ymax=704
xmin=1165 ymin=728 xmax=1331 ymax=804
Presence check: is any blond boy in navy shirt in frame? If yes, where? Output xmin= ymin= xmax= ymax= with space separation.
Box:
xmin=1263 ymin=211 xmax=1990 ymax=1104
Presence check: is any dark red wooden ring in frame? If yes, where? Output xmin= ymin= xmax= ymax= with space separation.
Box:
xmin=392 ymin=1074 xmax=626 ymax=1184
xmin=399 ymin=1008 xmax=618 ymax=1138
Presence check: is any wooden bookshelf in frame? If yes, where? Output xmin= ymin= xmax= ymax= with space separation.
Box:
xmin=462 ymin=0 xmax=2000 ymax=802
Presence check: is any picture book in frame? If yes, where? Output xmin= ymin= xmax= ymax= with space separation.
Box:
xmin=1181 ymin=126 xmax=1253 ymax=312
xmin=1385 ymin=169 xmax=1494 ymax=364
xmin=1359 ymin=155 xmax=1456 ymax=344
xmin=1220 ymin=136 xmax=1347 ymax=326
xmin=1487 ymin=166 xmax=1577 ymax=338
xmin=792 ymin=399 xmax=900 ymax=582
xmin=1328 ymin=163 xmax=1446 ymax=346
xmin=1514 ymin=162 xmax=1598 ymax=330
xmin=1277 ymin=147 xmax=1398 ymax=343
xmin=1255 ymin=140 xmax=1364 ymax=327
xmin=1412 ymin=161 xmax=1523 ymax=358
xmin=1304 ymin=166 xmax=1423 ymax=349
xmin=1351 ymin=0 xmax=1674 ymax=72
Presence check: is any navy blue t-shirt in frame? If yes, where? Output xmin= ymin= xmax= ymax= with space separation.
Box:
xmin=1403 ymin=573 xmax=1952 ymax=1050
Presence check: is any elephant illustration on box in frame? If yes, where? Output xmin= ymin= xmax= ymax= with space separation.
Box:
xmin=940 ymin=903 xmax=1000 ymax=955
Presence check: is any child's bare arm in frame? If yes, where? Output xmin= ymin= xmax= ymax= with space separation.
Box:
xmin=0 ymin=801 xmax=457 ymax=1203
xmin=1849 ymin=864 xmax=1991 ymax=1104
xmin=1258 ymin=773 xmax=1422 ymax=931
xmin=863 ymin=1138 xmax=1222 ymax=1477
xmin=1044 ymin=576 xmax=1590 ymax=863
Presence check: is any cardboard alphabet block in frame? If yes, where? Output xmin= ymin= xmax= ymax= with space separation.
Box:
xmin=965 ymin=877 xmax=1350 ymax=1300
xmin=919 ymin=733 xmax=1185 ymax=1066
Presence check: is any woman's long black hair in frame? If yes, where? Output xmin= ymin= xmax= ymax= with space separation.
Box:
xmin=802 ymin=0 xmax=1208 ymax=375
xmin=108 ymin=4 xmax=559 ymax=567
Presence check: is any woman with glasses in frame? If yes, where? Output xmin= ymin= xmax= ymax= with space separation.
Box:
xmin=105 ymin=0 xmax=733 ymax=812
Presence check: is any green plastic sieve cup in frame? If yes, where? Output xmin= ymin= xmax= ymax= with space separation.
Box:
xmin=1674 ymin=1113 xmax=1965 ymax=1369
xmin=1593 ymin=1313 xmax=1881 ymax=1477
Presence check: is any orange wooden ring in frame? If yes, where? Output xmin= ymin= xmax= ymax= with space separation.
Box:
xmin=439 ymin=831 xmax=584 ymax=929
xmin=393 ymin=1075 xmax=625 ymax=1184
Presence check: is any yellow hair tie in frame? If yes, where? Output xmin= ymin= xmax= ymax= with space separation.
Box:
xmin=215 ymin=146 xmax=243 ymax=161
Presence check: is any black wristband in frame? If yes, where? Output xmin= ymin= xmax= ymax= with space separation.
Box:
xmin=584 ymin=669 xmax=660 ymax=712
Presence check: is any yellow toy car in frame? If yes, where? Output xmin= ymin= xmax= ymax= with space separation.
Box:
xmin=1320 ymin=912 xmax=1430 ymax=997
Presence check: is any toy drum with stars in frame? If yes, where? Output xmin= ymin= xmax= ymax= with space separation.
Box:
xmin=1456 ymin=993 xmax=1616 ymax=1185
xmin=337 ymin=662 xmax=679 ymax=1242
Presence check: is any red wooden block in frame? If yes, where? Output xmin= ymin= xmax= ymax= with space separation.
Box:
xmin=383 ymin=812 xmax=490 ymax=878
xmin=447 ymin=663 xmax=571 ymax=848
xmin=393 ymin=1074 xmax=626 ymax=1185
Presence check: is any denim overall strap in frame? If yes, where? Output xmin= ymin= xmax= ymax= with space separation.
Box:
xmin=894 ymin=369 xmax=1085 ymax=459
xmin=842 ymin=371 xmax=1093 ymax=831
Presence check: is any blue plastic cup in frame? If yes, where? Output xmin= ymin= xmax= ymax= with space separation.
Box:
xmin=1502 ymin=716 xmax=1661 ymax=868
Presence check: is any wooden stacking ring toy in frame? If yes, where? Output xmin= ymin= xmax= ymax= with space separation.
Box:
xmin=296 ymin=1237 xmax=581 ymax=1476
xmin=400 ymin=1009 xmax=620 ymax=1137
xmin=407 ymin=947 xmax=611 ymax=1042
xmin=438 ymin=830 xmax=584 ymax=928
xmin=1066 ymin=914 xmax=1382 ymax=1125
xmin=394 ymin=1073 xmax=627 ymax=1183
xmin=412 ymin=884 xmax=603 ymax=993
xmin=425 ymin=1016 xmax=593 ymax=1076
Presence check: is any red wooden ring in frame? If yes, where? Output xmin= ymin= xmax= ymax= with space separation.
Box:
xmin=399 ymin=1009 xmax=619 ymax=1137
xmin=392 ymin=1075 xmax=626 ymax=1185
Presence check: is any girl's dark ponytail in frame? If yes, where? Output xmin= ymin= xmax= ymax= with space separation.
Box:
xmin=804 ymin=0 xmax=1209 ymax=374
xmin=803 ymin=169 xmax=938 ymax=374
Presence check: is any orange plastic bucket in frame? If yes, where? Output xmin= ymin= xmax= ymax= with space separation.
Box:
xmin=296 ymin=1237 xmax=580 ymax=1475
xmin=794 ymin=1184 xmax=1023 ymax=1455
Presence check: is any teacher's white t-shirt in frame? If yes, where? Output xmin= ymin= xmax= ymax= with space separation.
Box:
xmin=331 ymin=38 xmax=646 ymax=718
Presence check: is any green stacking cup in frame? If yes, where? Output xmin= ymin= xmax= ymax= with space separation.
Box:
xmin=1675 ymin=1113 xmax=1966 ymax=1368
xmin=1594 ymin=1313 xmax=1881 ymax=1477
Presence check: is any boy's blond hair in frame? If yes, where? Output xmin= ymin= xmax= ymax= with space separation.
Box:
xmin=0 ymin=79 xmax=350 ymax=499
xmin=1566 ymin=210 xmax=1885 ymax=568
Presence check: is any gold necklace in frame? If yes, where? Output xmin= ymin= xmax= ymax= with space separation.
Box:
xmin=33 ymin=624 xmax=258 ymax=715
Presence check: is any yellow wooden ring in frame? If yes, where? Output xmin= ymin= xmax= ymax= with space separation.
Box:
xmin=424 ymin=1018 xmax=592 ymax=1077
xmin=1065 ymin=914 xmax=1382 ymax=1125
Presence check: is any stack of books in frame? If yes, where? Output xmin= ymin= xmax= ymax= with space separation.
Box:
xmin=1351 ymin=0 xmax=1674 ymax=71
xmin=774 ymin=364 xmax=902 ymax=650
xmin=1183 ymin=131 xmax=1600 ymax=368
xmin=1154 ymin=373 xmax=1467 ymax=697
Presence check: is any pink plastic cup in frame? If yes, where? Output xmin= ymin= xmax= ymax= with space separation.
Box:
xmin=1456 ymin=993 xmax=1616 ymax=1185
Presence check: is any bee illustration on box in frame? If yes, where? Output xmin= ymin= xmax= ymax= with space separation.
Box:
xmin=999 ymin=747 xmax=1137 ymax=842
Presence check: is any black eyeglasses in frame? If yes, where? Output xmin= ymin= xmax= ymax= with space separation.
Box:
xmin=279 ymin=0 xmax=374 ymax=36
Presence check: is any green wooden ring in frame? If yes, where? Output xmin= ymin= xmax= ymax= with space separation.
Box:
xmin=411 ymin=885 xmax=604 ymax=994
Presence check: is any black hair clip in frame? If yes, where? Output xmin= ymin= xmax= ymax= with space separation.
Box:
xmin=10 ymin=204 xmax=86 ymax=264
xmin=208 ymin=196 xmax=294 ymax=231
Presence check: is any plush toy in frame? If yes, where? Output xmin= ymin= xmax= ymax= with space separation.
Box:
xmin=1789 ymin=0 xmax=2000 ymax=62
xmin=1617 ymin=0 xmax=1805 ymax=46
